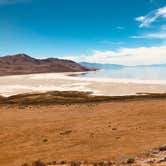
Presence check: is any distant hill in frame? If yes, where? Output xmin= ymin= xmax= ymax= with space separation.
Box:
xmin=80 ymin=62 xmax=166 ymax=69
xmin=0 ymin=54 xmax=91 ymax=76
xmin=80 ymin=62 xmax=125 ymax=69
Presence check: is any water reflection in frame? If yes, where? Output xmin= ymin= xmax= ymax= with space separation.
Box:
xmin=78 ymin=67 xmax=166 ymax=80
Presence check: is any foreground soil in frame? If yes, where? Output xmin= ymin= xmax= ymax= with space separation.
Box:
xmin=0 ymin=96 xmax=166 ymax=166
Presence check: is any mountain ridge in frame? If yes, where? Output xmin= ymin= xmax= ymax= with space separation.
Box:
xmin=0 ymin=54 xmax=91 ymax=76
xmin=80 ymin=62 xmax=166 ymax=69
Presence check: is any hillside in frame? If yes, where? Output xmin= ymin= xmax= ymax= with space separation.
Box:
xmin=0 ymin=54 xmax=91 ymax=76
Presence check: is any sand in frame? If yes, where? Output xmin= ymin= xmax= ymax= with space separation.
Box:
xmin=1 ymin=72 xmax=166 ymax=97
xmin=0 ymin=99 xmax=166 ymax=166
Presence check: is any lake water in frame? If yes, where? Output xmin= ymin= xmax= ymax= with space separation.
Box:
xmin=78 ymin=67 xmax=166 ymax=81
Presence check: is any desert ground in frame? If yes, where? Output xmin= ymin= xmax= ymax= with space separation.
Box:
xmin=1 ymin=96 xmax=166 ymax=166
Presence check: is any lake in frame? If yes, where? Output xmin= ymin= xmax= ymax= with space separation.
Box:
xmin=78 ymin=66 xmax=166 ymax=81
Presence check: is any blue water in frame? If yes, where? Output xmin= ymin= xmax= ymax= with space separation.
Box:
xmin=79 ymin=67 xmax=166 ymax=80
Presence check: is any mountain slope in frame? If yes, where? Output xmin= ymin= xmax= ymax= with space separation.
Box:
xmin=0 ymin=54 xmax=91 ymax=76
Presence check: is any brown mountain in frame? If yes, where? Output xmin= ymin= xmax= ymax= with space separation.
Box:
xmin=0 ymin=54 xmax=91 ymax=76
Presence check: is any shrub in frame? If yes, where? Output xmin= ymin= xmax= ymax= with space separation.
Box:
xmin=159 ymin=145 xmax=166 ymax=151
xmin=127 ymin=158 xmax=135 ymax=164
xmin=43 ymin=138 xmax=48 ymax=142
xmin=93 ymin=161 xmax=113 ymax=166
xmin=70 ymin=161 xmax=81 ymax=166
xmin=99 ymin=162 xmax=104 ymax=166
xmin=60 ymin=160 xmax=67 ymax=164
xmin=52 ymin=161 xmax=57 ymax=164
xmin=106 ymin=161 xmax=113 ymax=166
xmin=32 ymin=160 xmax=46 ymax=166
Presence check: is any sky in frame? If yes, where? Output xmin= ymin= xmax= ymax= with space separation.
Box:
xmin=1 ymin=0 xmax=166 ymax=65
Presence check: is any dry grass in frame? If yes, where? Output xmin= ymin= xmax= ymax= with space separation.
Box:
xmin=1 ymin=91 xmax=166 ymax=105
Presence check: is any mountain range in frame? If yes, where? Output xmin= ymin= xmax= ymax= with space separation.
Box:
xmin=0 ymin=54 xmax=91 ymax=76
xmin=80 ymin=62 xmax=125 ymax=69
xmin=1 ymin=54 xmax=166 ymax=76
xmin=80 ymin=62 xmax=166 ymax=69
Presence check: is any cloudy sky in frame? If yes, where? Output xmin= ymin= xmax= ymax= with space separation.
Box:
xmin=0 ymin=0 xmax=166 ymax=65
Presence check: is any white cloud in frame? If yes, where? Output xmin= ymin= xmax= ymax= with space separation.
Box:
xmin=63 ymin=45 xmax=166 ymax=66
xmin=135 ymin=6 xmax=166 ymax=28
xmin=158 ymin=6 xmax=166 ymax=17
xmin=135 ymin=16 xmax=145 ymax=21
xmin=130 ymin=32 xmax=166 ymax=39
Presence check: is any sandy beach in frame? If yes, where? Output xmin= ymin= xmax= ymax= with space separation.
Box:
xmin=1 ymin=72 xmax=166 ymax=97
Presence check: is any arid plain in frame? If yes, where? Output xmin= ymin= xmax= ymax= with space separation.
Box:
xmin=0 ymin=97 xmax=166 ymax=166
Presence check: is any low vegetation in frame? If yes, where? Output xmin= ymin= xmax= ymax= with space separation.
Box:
xmin=21 ymin=160 xmax=46 ymax=166
xmin=127 ymin=158 xmax=135 ymax=164
xmin=60 ymin=130 xmax=72 ymax=135
xmin=21 ymin=161 xmax=114 ymax=166
xmin=32 ymin=160 xmax=46 ymax=166
xmin=1 ymin=91 xmax=166 ymax=106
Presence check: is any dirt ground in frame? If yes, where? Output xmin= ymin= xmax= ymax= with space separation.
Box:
xmin=0 ymin=99 xmax=166 ymax=166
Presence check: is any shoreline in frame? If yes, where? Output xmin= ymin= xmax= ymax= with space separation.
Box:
xmin=1 ymin=72 xmax=166 ymax=97
xmin=4 ymin=71 xmax=166 ymax=84
xmin=67 ymin=71 xmax=166 ymax=85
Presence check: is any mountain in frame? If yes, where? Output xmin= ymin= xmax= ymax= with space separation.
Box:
xmin=80 ymin=62 xmax=125 ymax=69
xmin=80 ymin=62 xmax=166 ymax=69
xmin=0 ymin=54 xmax=92 ymax=76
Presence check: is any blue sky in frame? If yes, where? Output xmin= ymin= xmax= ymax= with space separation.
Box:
xmin=1 ymin=0 xmax=166 ymax=65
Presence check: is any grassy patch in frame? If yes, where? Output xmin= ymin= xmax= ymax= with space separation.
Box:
xmin=1 ymin=91 xmax=166 ymax=106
